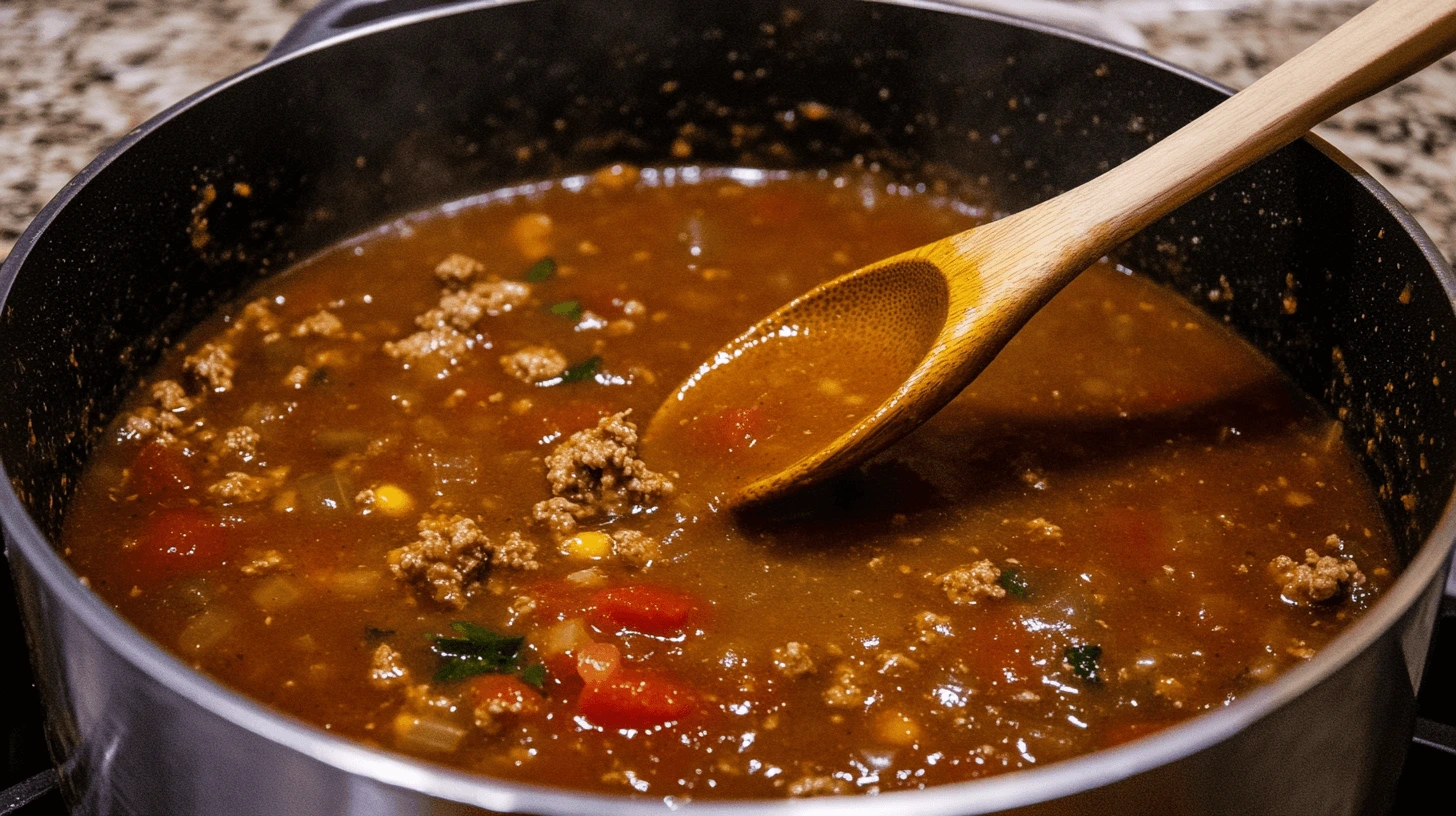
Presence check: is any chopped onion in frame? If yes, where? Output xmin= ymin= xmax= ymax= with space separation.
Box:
xmin=536 ymin=618 xmax=592 ymax=657
xmin=177 ymin=607 xmax=236 ymax=655
xmin=393 ymin=713 xmax=466 ymax=753
xmin=251 ymin=575 xmax=302 ymax=612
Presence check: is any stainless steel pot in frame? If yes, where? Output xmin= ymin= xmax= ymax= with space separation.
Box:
xmin=2 ymin=1 xmax=1453 ymax=813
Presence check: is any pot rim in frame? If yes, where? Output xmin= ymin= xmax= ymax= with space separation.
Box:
xmin=1 ymin=1 xmax=1453 ymax=813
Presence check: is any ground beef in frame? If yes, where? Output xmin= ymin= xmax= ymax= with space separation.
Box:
xmin=119 ymin=406 xmax=184 ymax=443
xmin=822 ymin=663 xmax=866 ymax=708
xmin=1269 ymin=546 xmax=1366 ymax=605
xmin=611 ymin=529 xmax=658 ymax=569
xmin=221 ymin=425 xmax=259 ymax=460
xmin=787 ymin=775 xmax=852 ymax=797
xmin=473 ymin=682 xmax=542 ymax=734
xmin=492 ymin=531 xmax=541 ymax=570
xmin=292 ymin=310 xmax=344 ymax=338
xmin=876 ymin=650 xmax=919 ymax=676
xmin=206 ymin=469 xmax=286 ymax=504
xmin=182 ymin=342 xmax=236 ymax=393
xmin=283 ymin=365 xmax=311 ymax=388
xmin=383 ymin=327 xmax=471 ymax=362
xmin=434 ymin=253 xmax=484 ymax=287
xmin=239 ymin=550 xmax=286 ymax=576
xmin=369 ymin=644 xmax=411 ymax=689
xmin=530 ymin=411 xmax=674 ymax=536
xmin=939 ymin=560 xmax=1006 ymax=604
xmin=151 ymin=380 xmax=194 ymax=413
xmin=388 ymin=514 xmax=493 ymax=609
xmin=500 ymin=345 xmax=568 ymax=384
xmin=772 ymin=642 xmax=815 ymax=678
xmin=236 ymin=297 xmax=279 ymax=333
xmin=418 ymin=280 xmax=532 ymax=331
xmin=913 ymin=610 xmax=954 ymax=644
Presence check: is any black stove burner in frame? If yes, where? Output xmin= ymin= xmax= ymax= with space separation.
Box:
xmin=1 ymin=550 xmax=1452 ymax=815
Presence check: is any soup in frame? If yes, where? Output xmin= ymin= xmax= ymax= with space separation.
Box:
xmin=61 ymin=166 xmax=1393 ymax=799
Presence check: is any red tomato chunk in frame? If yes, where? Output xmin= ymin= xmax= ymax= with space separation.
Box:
xmin=578 ymin=668 xmax=695 ymax=730
xmin=588 ymin=585 xmax=697 ymax=636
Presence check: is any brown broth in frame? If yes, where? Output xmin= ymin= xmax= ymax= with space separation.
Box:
xmin=61 ymin=167 xmax=1396 ymax=799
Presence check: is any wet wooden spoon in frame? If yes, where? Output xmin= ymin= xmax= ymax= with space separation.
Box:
xmin=647 ymin=0 xmax=1456 ymax=508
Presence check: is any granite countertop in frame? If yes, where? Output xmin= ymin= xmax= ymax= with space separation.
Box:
xmin=3 ymin=0 xmax=1456 ymax=263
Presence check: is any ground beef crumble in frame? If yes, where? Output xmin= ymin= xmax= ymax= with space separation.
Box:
xmin=531 ymin=411 xmax=673 ymax=537
xmin=383 ymin=326 xmax=471 ymax=362
xmin=493 ymin=531 xmax=541 ymax=570
xmin=434 ymin=253 xmax=484 ymax=287
xmin=1269 ymin=545 xmax=1366 ymax=605
xmin=292 ymin=309 xmax=344 ymax=338
xmin=220 ymin=425 xmax=259 ymax=460
xmin=182 ymin=342 xmax=236 ymax=393
xmin=473 ymin=682 xmax=542 ymax=734
xmin=389 ymin=514 xmax=493 ymax=609
xmin=151 ymin=380 xmax=194 ymax=413
xmin=611 ymin=529 xmax=659 ymax=569
xmin=822 ymin=663 xmax=866 ymax=708
xmin=913 ymin=610 xmax=954 ymax=644
xmin=206 ymin=468 xmax=288 ymax=504
xmin=388 ymin=514 xmax=538 ymax=608
xmin=418 ymin=280 xmax=532 ymax=331
xmin=500 ymin=345 xmax=568 ymax=384
xmin=369 ymin=644 xmax=411 ymax=689
xmin=773 ymin=642 xmax=815 ymax=678
xmin=939 ymin=560 xmax=1006 ymax=604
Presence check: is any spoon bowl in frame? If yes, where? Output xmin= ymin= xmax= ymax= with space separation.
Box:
xmin=648 ymin=0 xmax=1456 ymax=508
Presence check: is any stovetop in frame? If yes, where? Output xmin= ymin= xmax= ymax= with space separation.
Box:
xmin=1 ymin=551 xmax=1452 ymax=814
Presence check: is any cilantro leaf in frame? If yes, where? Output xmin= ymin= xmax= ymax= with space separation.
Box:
xmin=998 ymin=567 xmax=1030 ymax=599
xmin=549 ymin=300 xmax=582 ymax=321
xmin=525 ymin=257 xmax=557 ymax=282
xmin=1065 ymin=644 xmax=1103 ymax=684
xmin=520 ymin=663 xmax=548 ymax=690
xmin=430 ymin=622 xmax=524 ymax=682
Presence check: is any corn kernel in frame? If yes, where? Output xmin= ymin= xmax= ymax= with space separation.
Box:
xmin=875 ymin=710 xmax=922 ymax=747
xmin=372 ymin=484 xmax=415 ymax=517
xmin=561 ymin=531 xmax=612 ymax=560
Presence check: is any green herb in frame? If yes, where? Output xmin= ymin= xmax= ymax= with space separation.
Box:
xmin=558 ymin=355 xmax=601 ymax=384
xmin=520 ymin=663 xmax=548 ymax=690
xmin=548 ymin=299 xmax=583 ymax=320
xmin=431 ymin=622 xmax=525 ymax=682
xmin=364 ymin=627 xmax=396 ymax=642
xmin=998 ymin=567 xmax=1030 ymax=599
xmin=1065 ymin=644 xmax=1103 ymax=684
xmin=525 ymin=257 xmax=557 ymax=282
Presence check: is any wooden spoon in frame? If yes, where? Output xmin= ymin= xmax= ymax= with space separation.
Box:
xmin=647 ymin=0 xmax=1456 ymax=509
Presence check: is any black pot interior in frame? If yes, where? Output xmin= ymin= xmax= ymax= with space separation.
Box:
xmin=2 ymin=0 xmax=1454 ymax=568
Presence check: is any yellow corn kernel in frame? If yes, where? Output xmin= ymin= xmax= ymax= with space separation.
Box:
xmin=371 ymin=484 xmax=414 ymax=517
xmin=875 ymin=710 xmax=922 ymax=747
xmin=561 ymin=531 xmax=612 ymax=560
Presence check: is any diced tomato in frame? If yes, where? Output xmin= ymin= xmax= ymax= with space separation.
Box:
xmin=523 ymin=579 xmax=594 ymax=621
xmin=576 ymin=642 xmax=622 ymax=683
xmin=129 ymin=442 xmax=194 ymax=498
xmin=588 ymin=585 xmax=697 ymax=636
xmin=578 ymin=668 xmax=695 ymax=730
xmin=1096 ymin=508 xmax=1171 ymax=579
xmin=130 ymin=508 xmax=232 ymax=580
xmin=467 ymin=675 xmax=543 ymax=716
xmin=692 ymin=406 xmax=766 ymax=455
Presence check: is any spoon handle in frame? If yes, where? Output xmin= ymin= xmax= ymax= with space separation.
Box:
xmin=1029 ymin=0 xmax=1456 ymax=268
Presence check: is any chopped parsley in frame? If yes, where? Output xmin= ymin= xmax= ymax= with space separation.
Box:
xmin=429 ymin=622 xmax=533 ymax=682
xmin=560 ymin=355 xmax=601 ymax=383
xmin=548 ymin=299 xmax=582 ymax=321
xmin=1065 ymin=643 xmax=1103 ymax=684
xmin=524 ymin=257 xmax=557 ymax=282
xmin=997 ymin=567 xmax=1030 ymax=599
xmin=520 ymin=663 xmax=548 ymax=690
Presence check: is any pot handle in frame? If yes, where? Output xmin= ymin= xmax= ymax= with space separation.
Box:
xmin=267 ymin=0 xmax=479 ymax=59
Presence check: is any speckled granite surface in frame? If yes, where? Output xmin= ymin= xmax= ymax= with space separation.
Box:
xmin=3 ymin=0 xmax=1455 ymax=262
